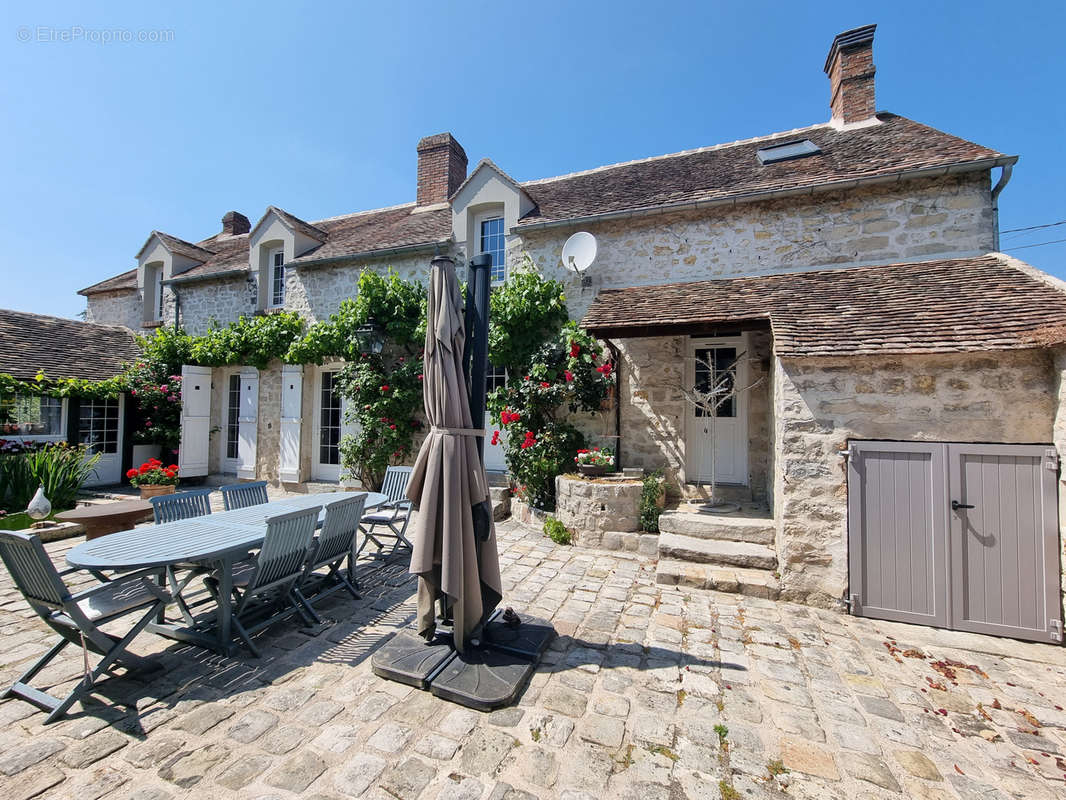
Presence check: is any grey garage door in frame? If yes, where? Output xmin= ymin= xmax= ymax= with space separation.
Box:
xmin=847 ymin=441 xmax=1061 ymax=644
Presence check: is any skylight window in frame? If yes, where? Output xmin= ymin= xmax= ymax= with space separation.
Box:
xmin=756 ymin=139 xmax=821 ymax=165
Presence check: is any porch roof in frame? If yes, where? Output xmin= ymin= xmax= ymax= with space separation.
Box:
xmin=0 ymin=309 xmax=140 ymax=381
xmin=580 ymin=253 xmax=1066 ymax=357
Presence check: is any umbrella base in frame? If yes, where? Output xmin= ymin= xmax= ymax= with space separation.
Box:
xmin=429 ymin=645 xmax=535 ymax=712
xmin=371 ymin=630 xmax=455 ymax=690
xmin=371 ymin=609 xmax=555 ymax=711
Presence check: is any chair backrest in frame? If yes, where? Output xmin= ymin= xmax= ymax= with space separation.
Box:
xmin=0 ymin=531 xmax=71 ymax=611
xmin=380 ymin=466 xmax=413 ymax=503
xmin=151 ymin=488 xmax=213 ymax=524
xmin=314 ymin=493 xmax=367 ymax=568
xmin=248 ymin=506 xmax=320 ymax=594
xmin=220 ymin=481 xmax=269 ymax=511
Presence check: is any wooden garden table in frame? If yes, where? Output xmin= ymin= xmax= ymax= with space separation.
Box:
xmin=65 ymin=491 xmax=387 ymax=654
xmin=56 ymin=499 xmax=154 ymax=541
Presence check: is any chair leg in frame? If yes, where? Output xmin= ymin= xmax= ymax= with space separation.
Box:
xmin=355 ymin=524 xmax=384 ymax=558
xmin=231 ymin=617 xmax=261 ymax=658
xmin=2 ymin=639 xmax=68 ymax=701
xmin=291 ymin=587 xmax=322 ymax=626
xmin=43 ymin=602 xmax=161 ymax=724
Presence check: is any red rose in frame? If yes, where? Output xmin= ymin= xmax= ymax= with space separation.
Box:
xmin=381 ymin=385 xmax=390 ymax=392
xmin=417 ymin=374 xmax=423 ymax=381
xmin=564 ymin=370 xmax=573 ymax=382
xmin=540 ymin=382 xmax=550 ymax=389
xmin=389 ymin=424 xmax=397 ymax=430
xmin=569 ymin=342 xmax=580 ymax=358
xmin=491 ymin=430 xmax=500 ymax=446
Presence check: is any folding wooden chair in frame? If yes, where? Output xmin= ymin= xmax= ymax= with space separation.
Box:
xmin=296 ymin=493 xmax=367 ymax=621
xmin=203 ymin=506 xmax=320 ymax=657
xmin=0 ymin=531 xmax=171 ymax=723
xmin=220 ymin=481 xmax=269 ymax=511
xmin=150 ymin=488 xmax=213 ymax=524
xmin=357 ymin=466 xmax=414 ymax=557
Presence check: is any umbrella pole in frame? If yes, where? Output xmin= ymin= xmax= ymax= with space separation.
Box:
xmin=464 ymin=253 xmax=493 ymax=461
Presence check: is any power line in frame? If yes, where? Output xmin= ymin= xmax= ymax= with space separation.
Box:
xmin=1003 ymin=237 xmax=1066 ymax=252
xmin=1001 ymin=220 xmax=1066 ymax=236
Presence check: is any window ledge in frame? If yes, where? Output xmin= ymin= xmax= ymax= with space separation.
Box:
xmin=256 ymin=307 xmax=287 ymax=316
xmin=142 ymin=320 xmax=163 ymax=329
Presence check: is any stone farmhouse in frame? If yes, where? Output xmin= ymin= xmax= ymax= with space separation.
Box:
xmin=73 ymin=25 xmax=1065 ymax=641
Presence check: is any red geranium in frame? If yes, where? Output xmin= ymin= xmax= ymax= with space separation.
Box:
xmin=490 ymin=430 xmax=500 ymax=446
xmin=540 ymin=382 xmax=550 ymax=389
xmin=564 ymin=370 xmax=573 ymax=382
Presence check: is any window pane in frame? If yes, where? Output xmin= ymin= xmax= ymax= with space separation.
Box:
xmin=226 ymin=374 xmax=240 ymax=460
xmin=480 ymin=217 xmax=506 ymax=282
xmin=2 ymin=394 xmax=63 ymax=436
xmin=271 ymin=251 xmax=285 ymax=306
xmin=78 ymin=397 xmax=119 ymax=454
xmin=693 ymin=347 xmax=736 ymax=419
xmin=485 ymin=363 xmax=507 ymax=395
xmin=319 ymin=371 xmax=341 ymax=465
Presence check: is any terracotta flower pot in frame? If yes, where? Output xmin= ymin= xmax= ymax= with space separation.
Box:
xmin=578 ymin=464 xmax=606 ymax=478
xmin=139 ymin=484 xmax=176 ymax=500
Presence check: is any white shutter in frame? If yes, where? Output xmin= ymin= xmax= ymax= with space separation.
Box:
xmin=279 ymin=365 xmax=302 ymax=483
xmin=237 ymin=367 xmax=259 ymax=479
xmin=178 ymin=365 xmax=212 ymax=477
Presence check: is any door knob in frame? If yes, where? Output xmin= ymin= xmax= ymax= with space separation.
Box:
xmin=951 ymin=500 xmax=975 ymax=511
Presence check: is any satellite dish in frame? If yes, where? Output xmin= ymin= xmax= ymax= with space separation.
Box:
xmin=561 ymin=231 xmax=597 ymax=275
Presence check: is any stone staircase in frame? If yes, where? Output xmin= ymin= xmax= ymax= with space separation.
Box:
xmin=655 ymin=505 xmax=780 ymax=598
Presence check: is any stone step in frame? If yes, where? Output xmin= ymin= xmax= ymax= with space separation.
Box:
xmin=657 ymin=532 xmax=777 ymax=570
xmin=489 ymin=486 xmax=512 ymax=521
xmin=655 ymin=559 xmax=780 ymax=600
xmin=657 ymin=508 xmax=774 ymax=545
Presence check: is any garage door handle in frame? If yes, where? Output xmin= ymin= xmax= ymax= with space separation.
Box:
xmin=951 ymin=500 xmax=975 ymax=511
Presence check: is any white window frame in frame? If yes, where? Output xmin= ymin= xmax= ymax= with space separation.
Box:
xmin=477 ymin=213 xmax=507 ymax=285
xmin=78 ymin=396 xmax=121 ymax=455
xmin=154 ymin=267 xmax=164 ymax=321
xmin=268 ymin=247 xmax=286 ymax=308
xmin=1 ymin=394 xmax=67 ymax=444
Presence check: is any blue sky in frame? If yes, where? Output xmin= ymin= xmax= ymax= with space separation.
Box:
xmin=1 ymin=1 xmax=1063 ymax=320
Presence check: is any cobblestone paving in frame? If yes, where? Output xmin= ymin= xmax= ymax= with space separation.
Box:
xmin=1 ymin=516 xmax=1065 ymax=799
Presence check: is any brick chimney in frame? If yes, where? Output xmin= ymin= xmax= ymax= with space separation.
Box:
xmin=221 ymin=211 xmax=251 ymax=236
xmin=824 ymin=24 xmax=877 ymax=125
xmin=416 ymin=133 xmax=468 ymax=206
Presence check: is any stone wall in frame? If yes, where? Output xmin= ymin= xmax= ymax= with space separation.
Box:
xmin=285 ymin=252 xmax=432 ymax=323
xmin=173 ymin=276 xmax=257 ymax=336
xmin=774 ymin=349 xmax=1058 ymax=608
xmin=613 ymin=331 xmax=773 ymax=502
xmin=85 ymin=289 xmax=144 ymax=331
xmin=255 ymin=362 xmax=283 ymax=484
xmin=518 ymin=173 xmax=992 ymax=319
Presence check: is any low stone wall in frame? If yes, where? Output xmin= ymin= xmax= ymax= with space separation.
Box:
xmin=554 ymin=473 xmax=661 ymax=555
xmin=555 ymin=474 xmax=644 ymax=532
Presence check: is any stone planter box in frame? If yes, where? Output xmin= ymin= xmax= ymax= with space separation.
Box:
xmin=553 ymin=473 xmax=664 ymax=555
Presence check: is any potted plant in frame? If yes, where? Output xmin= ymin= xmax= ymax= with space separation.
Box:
xmin=574 ymin=447 xmax=614 ymax=478
xmin=127 ymin=458 xmax=179 ymax=499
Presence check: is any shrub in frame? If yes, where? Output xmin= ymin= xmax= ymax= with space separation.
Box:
xmin=490 ymin=323 xmax=612 ymax=509
xmin=1 ymin=443 xmax=100 ymax=512
xmin=640 ymin=469 xmax=665 ymax=532
xmin=543 ymin=516 xmax=572 ymax=545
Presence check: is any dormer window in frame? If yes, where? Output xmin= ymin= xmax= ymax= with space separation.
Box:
xmin=269 ymin=247 xmax=285 ymax=307
xmin=479 ymin=216 xmax=506 ymax=284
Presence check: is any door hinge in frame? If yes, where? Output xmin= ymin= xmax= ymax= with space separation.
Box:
xmin=845 ymin=594 xmax=861 ymax=614
xmin=1045 ymin=448 xmax=1060 ymax=472
xmin=1051 ymin=619 xmax=1063 ymax=643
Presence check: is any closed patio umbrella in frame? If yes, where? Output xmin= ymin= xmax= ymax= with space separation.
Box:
xmin=407 ymin=256 xmax=502 ymax=652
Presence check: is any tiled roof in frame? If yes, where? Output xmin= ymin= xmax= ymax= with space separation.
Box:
xmin=81 ymin=205 xmax=451 ymax=294
xmin=0 ymin=309 xmax=140 ymax=381
xmin=152 ymin=231 xmax=216 ymax=262
xmin=517 ymin=114 xmax=1010 ymax=226
xmin=81 ymin=112 xmax=1010 ymax=294
xmin=581 ymin=254 xmax=1066 ymax=357
xmin=79 ymin=268 xmax=138 ymax=295
xmin=289 ymin=204 xmax=451 ymax=266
